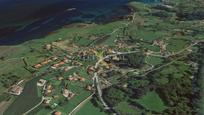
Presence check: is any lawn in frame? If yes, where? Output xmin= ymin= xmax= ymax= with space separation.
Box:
xmin=135 ymin=91 xmax=166 ymax=113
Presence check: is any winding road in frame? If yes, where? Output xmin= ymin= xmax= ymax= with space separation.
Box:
xmin=93 ymin=50 xmax=140 ymax=110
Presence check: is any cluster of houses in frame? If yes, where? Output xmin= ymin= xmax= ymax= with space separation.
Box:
xmin=51 ymin=58 xmax=70 ymax=69
xmin=67 ymin=73 xmax=85 ymax=82
xmin=34 ymin=57 xmax=58 ymax=69
xmin=152 ymin=39 xmax=167 ymax=53
xmin=73 ymin=49 xmax=96 ymax=61
xmin=37 ymin=79 xmax=53 ymax=95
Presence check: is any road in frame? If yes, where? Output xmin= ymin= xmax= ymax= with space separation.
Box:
xmin=68 ymin=93 xmax=94 ymax=115
xmin=93 ymin=50 xmax=140 ymax=110
xmin=141 ymin=41 xmax=204 ymax=76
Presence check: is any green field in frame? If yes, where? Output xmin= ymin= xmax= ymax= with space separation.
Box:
xmin=135 ymin=91 xmax=166 ymax=113
xmin=76 ymin=101 xmax=107 ymax=115
xmin=115 ymin=101 xmax=141 ymax=115
xmin=4 ymin=77 xmax=41 ymax=115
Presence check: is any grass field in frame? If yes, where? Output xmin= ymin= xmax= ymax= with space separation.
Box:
xmin=135 ymin=91 xmax=166 ymax=113
xmin=76 ymin=100 xmax=107 ymax=115
xmin=4 ymin=77 xmax=41 ymax=115
xmin=115 ymin=101 xmax=141 ymax=115
xmin=145 ymin=56 xmax=164 ymax=66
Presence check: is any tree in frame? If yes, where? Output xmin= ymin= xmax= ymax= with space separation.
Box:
xmin=126 ymin=52 xmax=145 ymax=68
xmin=103 ymin=86 xmax=126 ymax=106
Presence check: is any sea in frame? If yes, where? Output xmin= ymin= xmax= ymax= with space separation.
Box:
xmin=0 ymin=0 xmax=161 ymax=45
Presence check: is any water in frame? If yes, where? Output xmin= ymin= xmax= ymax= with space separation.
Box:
xmin=0 ymin=0 xmax=161 ymax=45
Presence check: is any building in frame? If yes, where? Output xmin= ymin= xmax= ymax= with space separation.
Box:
xmin=86 ymin=85 xmax=93 ymax=91
xmin=37 ymin=79 xmax=47 ymax=87
xmin=52 ymin=111 xmax=62 ymax=115
xmin=64 ymin=66 xmax=72 ymax=72
xmin=34 ymin=64 xmax=42 ymax=69
xmin=57 ymin=76 xmax=64 ymax=81
xmin=43 ymin=97 xmax=52 ymax=104
xmin=78 ymin=77 xmax=85 ymax=82
xmin=87 ymin=66 xmax=95 ymax=74
xmin=41 ymin=59 xmax=52 ymax=65
xmin=9 ymin=85 xmax=23 ymax=95
xmin=45 ymin=84 xmax=53 ymax=94
xmin=45 ymin=44 xmax=52 ymax=50
xmin=62 ymin=88 xmax=75 ymax=100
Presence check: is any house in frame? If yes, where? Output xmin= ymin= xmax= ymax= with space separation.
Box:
xmin=37 ymin=79 xmax=47 ymax=87
xmin=43 ymin=97 xmax=52 ymax=104
xmin=45 ymin=85 xmax=53 ymax=94
xmin=41 ymin=59 xmax=52 ymax=65
xmin=62 ymin=89 xmax=69 ymax=97
xmin=51 ymin=58 xmax=68 ymax=69
xmin=34 ymin=64 xmax=42 ymax=69
xmin=64 ymin=66 xmax=72 ymax=72
xmin=45 ymin=44 xmax=52 ymax=50
xmin=51 ymin=66 xmax=57 ymax=69
xmin=63 ymin=58 xmax=69 ymax=63
xmin=52 ymin=57 xmax=58 ymax=61
xmin=52 ymin=111 xmax=62 ymax=115
xmin=68 ymin=75 xmax=78 ymax=81
xmin=72 ymin=61 xmax=83 ymax=66
xmin=9 ymin=85 xmax=23 ymax=95
xmin=87 ymin=66 xmax=95 ymax=74
xmin=78 ymin=77 xmax=85 ymax=82
xmin=57 ymin=76 xmax=64 ymax=81
xmin=68 ymin=76 xmax=74 ymax=81
xmin=112 ymin=56 xmax=120 ymax=61
xmin=86 ymin=85 xmax=93 ymax=91
xmin=62 ymin=88 xmax=75 ymax=100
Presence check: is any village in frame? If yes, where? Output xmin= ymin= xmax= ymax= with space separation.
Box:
xmin=6 ymin=33 xmax=197 ymax=115
xmin=2 ymin=0 xmax=204 ymax=114
xmin=7 ymin=38 xmax=171 ymax=98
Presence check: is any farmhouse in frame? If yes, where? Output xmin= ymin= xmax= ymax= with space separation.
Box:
xmin=9 ymin=85 xmax=23 ymax=95
xmin=37 ymin=79 xmax=47 ymax=87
